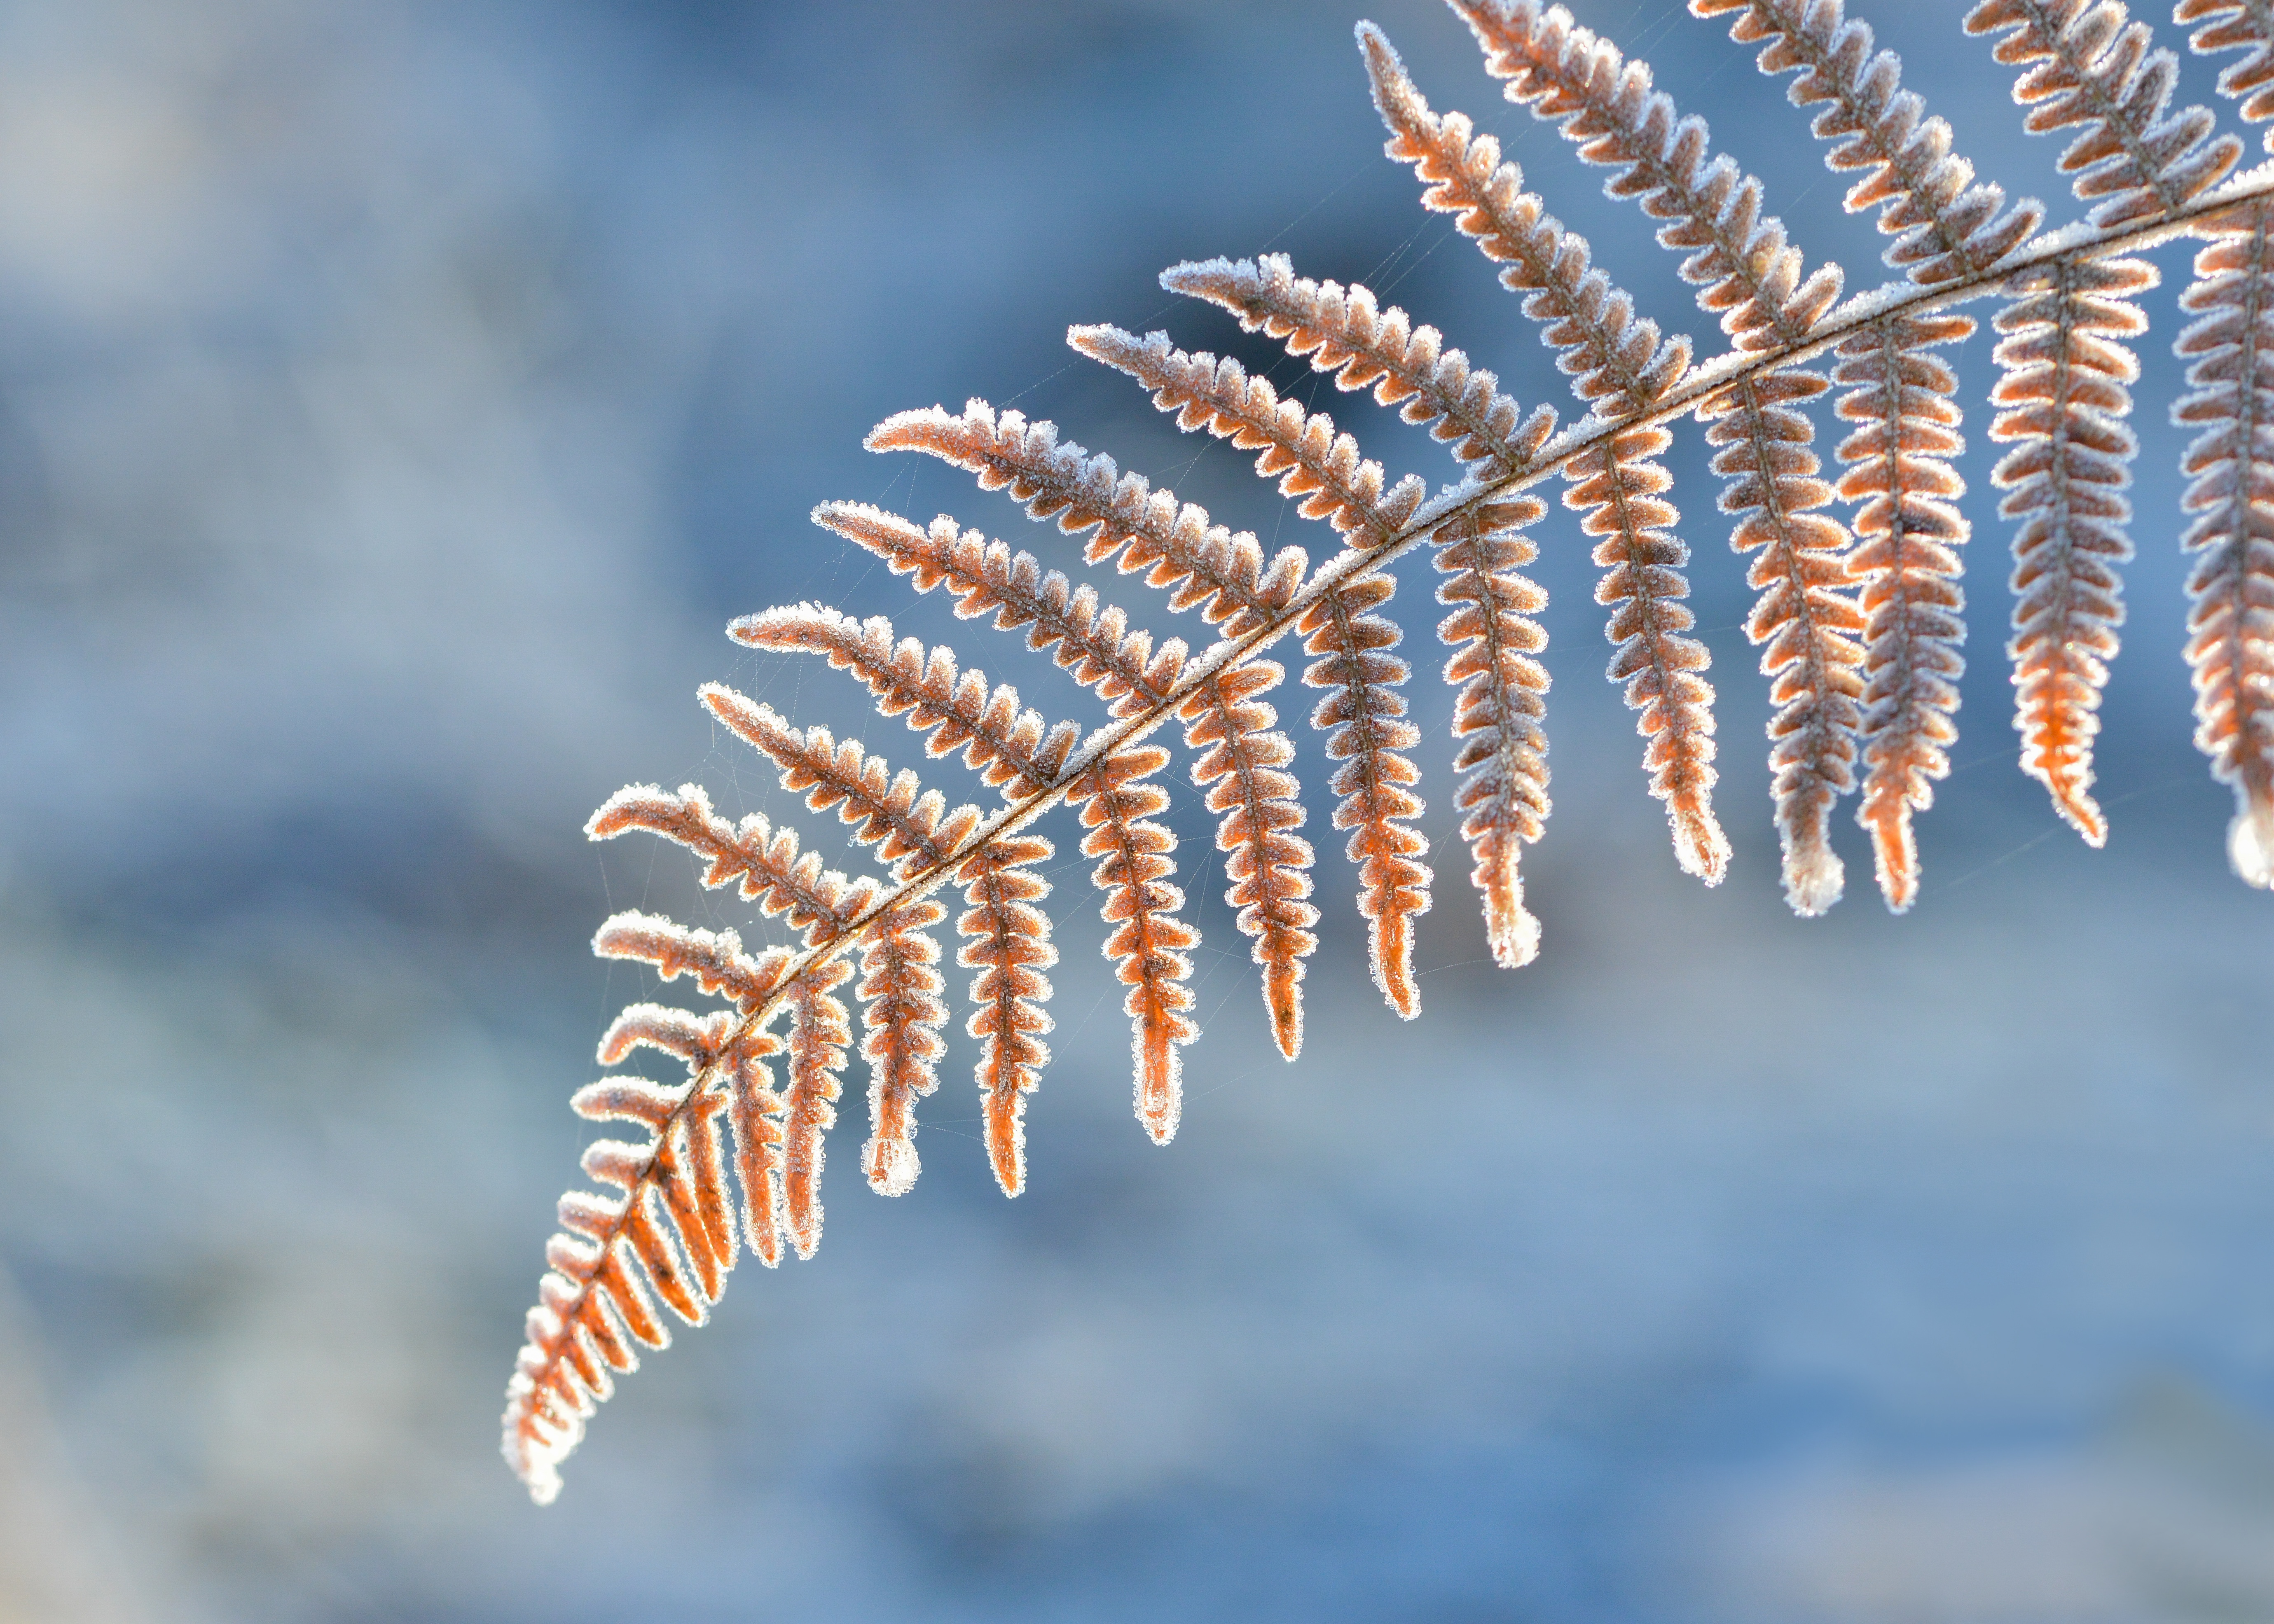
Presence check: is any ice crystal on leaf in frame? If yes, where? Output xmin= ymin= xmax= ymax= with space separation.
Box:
xmin=505 ymin=0 xmax=2274 ymax=1502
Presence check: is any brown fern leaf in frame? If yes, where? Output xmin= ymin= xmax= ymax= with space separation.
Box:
xmin=1361 ymin=29 xmax=1728 ymax=883
xmin=781 ymin=958 xmax=854 ymax=1257
xmin=859 ymin=410 xmax=1318 ymax=1044
xmin=505 ymin=1003 xmax=774 ymax=1504
xmin=854 ymin=898 xmax=949 ymax=1197
xmin=1992 ymin=254 xmax=2152 ymax=843
xmin=586 ymin=783 xmax=879 ymax=941
xmin=701 ymin=686 xmax=983 ymax=877
xmin=1966 ymin=0 xmax=2240 ymax=228
xmin=1448 ymin=0 xmax=1841 ymax=351
xmin=1181 ymin=662 xmax=1318 ymax=1057
xmin=1432 ymin=501 xmax=1553 ymax=965
xmin=591 ymin=910 xmax=791 ymax=1009
xmin=711 ymin=624 xmax=1064 ymax=1185
xmin=1301 ymin=571 xmax=1431 ymax=1018
xmin=731 ymin=605 xmax=1081 ymax=797
xmin=2182 ymin=0 xmax=2274 ymax=140
xmin=2174 ymin=198 xmax=2274 ymax=886
xmin=702 ymin=685 xmax=1057 ymax=1187
xmin=1068 ymin=325 xmax=1427 ymax=550
xmin=1160 ymin=249 xmax=1562 ymax=961
xmin=1073 ymin=322 xmax=1434 ymax=1012
xmin=1160 ymin=252 xmax=1551 ymax=477
xmin=1068 ymin=746 xmax=1198 ymax=1138
xmin=1837 ymin=312 xmax=1972 ymax=911
xmin=596 ymin=1006 xmax=742 ymax=1282
xmin=812 ymin=501 xmax=1188 ymax=717
xmin=725 ymin=1035 xmax=788 ymax=1264
xmin=1694 ymin=0 xmax=2045 ymax=285
xmin=958 ymin=831 xmax=1056 ymax=1194
xmin=1435 ymin=7 xmax=1865 ymax=906
xmin=1701 ymin=374 xmax=1869 ymax=912
xmin=866 ymin=401 xmax=1307 ymax=636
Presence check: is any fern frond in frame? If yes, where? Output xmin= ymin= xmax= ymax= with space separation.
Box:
xmin=1161 ymin=249 xmax=1564 ymax=953
xmin=1160 ymin=253 xmax=1549 ymax=477
xmin=812 ymin=502 xmax=1187 ymax=717
xmin=699 ymin=690 xmax=1044 ymax=1182
xmin=2173 ymin=198 xmax=2274 ymax=886
xmin=1068 ymin=325 xmax=1428 ymax=549
xmin=1181 ymin=662 xmax=1317 ymax=1056
xmin=854 ymin=898 xmax=948 ymax=1196
xmin=1837 ymin=312 xmax=1972 ymax=910
xmin=1360 ymin=28 xmax=1727 ymax=883
xmin=511 ymin=0 xmax=2274 ymax=1503
xmin=591 ymin=911 xmax=791 ymax=1009
xmin=1967 ymin=0 xmax=2241 ymax=226
xmin=723 ymin=1035 xmax=788 ymax=1265
xmin=730 ymin=605 xmax=1081 ymax=797
xmin=504 ymin=1005 xmax=776 ymax=1504
xmin=1069 ymin=746 xmax=1198 ymax=1139
xmin=2182 ymin=0 xmax=2274 ymax=141
xmin=867 ymin=402 xmax=1306 ymax=636
xmin=1436 ymin=6 xmax=1869 ymax=905
xmin=1694 ymin=0 xmax=2045 ymax=284
xmin=1450 ymin=0 xmax=1842 ymax=351
xmin=1073 ymin=322 xmax=1434 ymax=1011
xmin=701 ymin=687 xmax=982 ymax=876
xmin=586 ymin=783 xmax=880 ymax=941
xmin=958 ymin=831 xmax=1056 ymax=1195
xmin=1702 ymin=374 xmax=1868 ymax=912
xmin=1433 ymin=502 xmax=1553 ymax=964
xmin=781 ymin=958 xmax=854 ymax=1257
xmin=1992 ymin=254 xmax=2152 ymax=842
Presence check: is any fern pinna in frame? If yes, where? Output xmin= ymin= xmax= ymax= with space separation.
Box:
xmin=504 ymin=0 xmax=2274 ymax=1501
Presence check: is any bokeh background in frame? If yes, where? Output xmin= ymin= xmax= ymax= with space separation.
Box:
xmin=4 ymin=0 xmax=2273 ymax=1618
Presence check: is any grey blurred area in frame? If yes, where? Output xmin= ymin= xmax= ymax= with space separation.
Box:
xmin=2 ymin=0 xmax=2272 ymax=1617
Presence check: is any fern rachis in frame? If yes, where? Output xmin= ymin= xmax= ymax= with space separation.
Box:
xmin=505 ymin=0 xmax=2274 ymax=1502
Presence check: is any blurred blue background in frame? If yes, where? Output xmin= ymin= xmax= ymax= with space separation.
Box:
xmin=3 ymin=0 xmax=2272 ymax=1618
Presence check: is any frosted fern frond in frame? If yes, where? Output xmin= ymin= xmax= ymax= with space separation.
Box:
xmin=1967 ymin=0 xmax=2241 ymax=226
xmin=1360 ymin=27 xmax=1726 ymax=881
xmin=1693 ymin=0 xmax=2045 ymax=285
xmin=2174 ymin=198 xmax=2274 ymax=884
xmin=781 ymin=959 xmax=854 ymax=1259
xmin=867 ymin=402 xmax=1308 ymax=636
xmin=2182 ymin=0 xmax=2274 ymax=140
xmin=1992 ymin=255 xmax=2153 ymax=842
xmin=1160 ymin=253 xmax=1550 ymax=476
xmin=730 ymin=605 xmax=1081 ymax=797
xmin=509 ymin=0 xmax=2274 ymax=1503
xmin=1068 ymin=746 xmax=1198 ymax=1140
xmin=1072 ymin=322 xmax=1434 ymax=1013
xmin=1162 ymin=249 xmax=1568 ymax=961
xmin=1425 ymin=9 xmax=1867 ymax=905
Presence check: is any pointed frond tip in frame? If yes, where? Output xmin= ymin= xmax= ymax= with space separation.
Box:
xmin=510 ymin=0 xmax=2274 ymax=1505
